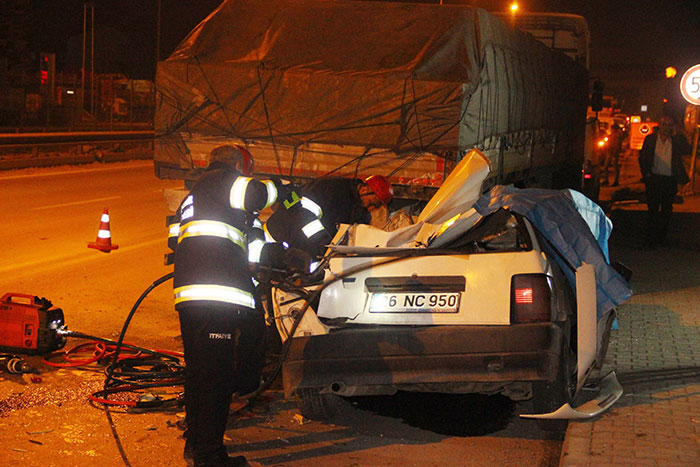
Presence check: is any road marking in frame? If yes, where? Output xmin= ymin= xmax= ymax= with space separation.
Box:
xmin=0 ymin=161 xmax=152 ymax=180
xmin=30 ymin=196 xmax=122 ymax=211
xmin=0 ymin=237 xmax=166 ymax=278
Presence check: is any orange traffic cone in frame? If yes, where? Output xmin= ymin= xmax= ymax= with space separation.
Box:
xmin=87 ymin=208 xmax=119 ymax=253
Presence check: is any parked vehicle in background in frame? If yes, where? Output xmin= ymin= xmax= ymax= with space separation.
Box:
xmin=613 ymin=114 xmax=630 ymax=132
xmin=495 ymin=11 xmax=590 ymax=69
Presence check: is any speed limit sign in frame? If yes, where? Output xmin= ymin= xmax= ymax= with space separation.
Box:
xmin=680 ymin=64 xmax=700 ymax=105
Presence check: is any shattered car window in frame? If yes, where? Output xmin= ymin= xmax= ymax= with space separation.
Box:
xmin=432 ymin=208 xmax=531 ymax=252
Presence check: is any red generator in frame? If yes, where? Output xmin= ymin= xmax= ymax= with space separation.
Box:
xmin=0 ymin=293 xmax=67 ymax=355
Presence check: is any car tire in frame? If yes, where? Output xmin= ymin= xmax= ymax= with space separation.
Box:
xmin=296 ymin=388 xmax=345 ymax=421
xmin=532 ymin=333 xmax=575 ymax=432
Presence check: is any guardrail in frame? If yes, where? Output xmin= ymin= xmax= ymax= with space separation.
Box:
xmin=0 ymin=130 xmax=154 ymax=146
xmin=0 ymin=130 xmax=154 ymax=170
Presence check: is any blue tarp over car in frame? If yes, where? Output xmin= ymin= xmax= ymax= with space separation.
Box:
xmin=474 ymin=185 xmax=632 ymax=317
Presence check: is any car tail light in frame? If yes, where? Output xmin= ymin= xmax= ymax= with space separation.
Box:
xmin=511 ymin=274 xmax=552 ymax=323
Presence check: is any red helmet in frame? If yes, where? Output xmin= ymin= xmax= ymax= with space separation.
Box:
xmin=209 ymin=144 xmax=254 ymax=176
xmin=364 ymin=175 xmax=393 ymax=205
xmin=234 ymin=145 xmax=254 ymax=176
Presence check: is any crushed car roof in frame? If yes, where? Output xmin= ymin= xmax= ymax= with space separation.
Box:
xmin=474 ymin=185 xmax=632 ymax=317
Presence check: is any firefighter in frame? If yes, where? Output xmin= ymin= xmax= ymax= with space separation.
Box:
xmin=264 ymin=175 xmax=394 ymax=268
xmin=167 ymin=145 xmax=284 ymax=467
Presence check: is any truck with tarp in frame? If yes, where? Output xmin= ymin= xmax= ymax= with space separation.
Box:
xmin=154 ymin=1 xmax=628 ymax=430
xmin=153 ymin=0 xmax=588 ymax=200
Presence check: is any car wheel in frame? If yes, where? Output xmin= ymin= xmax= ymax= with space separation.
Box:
xmin=532 ymin=334 xmax=575 ymax=432
xmin=296 ymin=388 xmax=345 ymax=421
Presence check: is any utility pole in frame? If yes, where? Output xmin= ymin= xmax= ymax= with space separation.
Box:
xmin=90 ymin=2 xmax=95 ymax=116
xmin=81 ymin=3 xmax=86 ymax=112
xmin=156 ymin=0 xmax=161 ymax=64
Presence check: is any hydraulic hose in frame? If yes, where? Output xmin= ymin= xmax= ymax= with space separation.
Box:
xmin=104 ymin=272 xmax=175 ymax=389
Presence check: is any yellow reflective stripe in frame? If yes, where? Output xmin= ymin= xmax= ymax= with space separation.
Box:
xmin=230 ymin=177 xmax=252 ymax=210
xmin=168 ymin=223 xmax=180 ymax=238
xmin=301 ymin=197 xmax=323 ymax=218
xmin=174 ymin=284 xmax=255 ymax=308
xmin=262 ymin=180 xmax=278 ymax=208
xmin=302 ymin=219 xmax=325 ymax=238
xmin=248 ymin=238 xmax=265 ymax=263
xmin=178 ymin=220 xmax=245 ymax=249
xmin=262 ymin=223 xmax=276 ymax=242
xmin=283 ymin=191 xmax=301 ymax=209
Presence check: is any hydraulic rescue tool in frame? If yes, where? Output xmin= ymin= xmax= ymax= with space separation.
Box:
xmin=0 ymin=293 xmax=67 ymax=355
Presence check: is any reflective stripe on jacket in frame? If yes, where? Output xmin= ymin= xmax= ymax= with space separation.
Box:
xmin=170 ymin=165 xmax=278 ymax=310
xmin=174 ymin=284 xmax=255 ymax=309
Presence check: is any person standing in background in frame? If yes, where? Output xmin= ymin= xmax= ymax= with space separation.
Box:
xmin=638 ymin=115 xmax=691 ymax=249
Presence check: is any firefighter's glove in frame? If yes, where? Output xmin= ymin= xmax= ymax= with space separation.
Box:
xmin=284 ymin=248 xmax=311 ymax=275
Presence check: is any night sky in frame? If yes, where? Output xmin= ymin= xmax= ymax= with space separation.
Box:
xmin=5 ymin=0 xmax=700 ymax=113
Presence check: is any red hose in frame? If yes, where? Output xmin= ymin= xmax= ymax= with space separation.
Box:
xmin=42 ymin=340 xmax=185 ymax=407
xmin=42 ymin=341 xmax=182 ymax=368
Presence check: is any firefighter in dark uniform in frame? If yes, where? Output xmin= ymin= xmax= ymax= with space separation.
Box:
xmin=168 ymin=145 xmax=283 ymax=467
xmin=264 ymin=175 xmax=393 ymax=269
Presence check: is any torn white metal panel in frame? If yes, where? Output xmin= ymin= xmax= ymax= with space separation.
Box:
xmin=521 ymin=371 xmax=623 ymax=420
xmin=337 ymin=222 xmax=440 ymax=252
xmin=272 ymin=287 xmax=329 ymax=343
xmin=520 ymin=263 xmax=621 ymax=421
xmin=428 ymin=208 xmax=483 ymax=249
xmin=576 ymin=263 xmax=598 ymax=393
xmin=417 ymin=149 xmax=491 ymax=224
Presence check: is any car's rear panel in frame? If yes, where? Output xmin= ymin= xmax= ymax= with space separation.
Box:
xmin=317 ymin=249 xmax=547 ymax=326
xmin=282 ymin=322 xmax=564 ymax=398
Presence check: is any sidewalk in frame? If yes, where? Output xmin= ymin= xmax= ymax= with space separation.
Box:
xmin=560 ymin=153 xmax=700 ymax=465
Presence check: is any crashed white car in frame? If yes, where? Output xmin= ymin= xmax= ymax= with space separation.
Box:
xmin=271 ymin=150 xmax=630 ymax=430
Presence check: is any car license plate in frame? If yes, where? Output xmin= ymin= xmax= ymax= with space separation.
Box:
xmin=369 ymin=292 xmax=461 ymax=313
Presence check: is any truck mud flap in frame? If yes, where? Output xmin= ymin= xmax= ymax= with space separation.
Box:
xmin=520 ymin=371 xmax=623 ymax=420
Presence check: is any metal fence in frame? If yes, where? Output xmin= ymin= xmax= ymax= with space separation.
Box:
xmin=0 ymin=70 xmax=155 ymax=131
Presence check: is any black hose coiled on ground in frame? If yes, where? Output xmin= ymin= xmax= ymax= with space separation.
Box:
xmin=103 ymin=272 xmax=182 ymax=391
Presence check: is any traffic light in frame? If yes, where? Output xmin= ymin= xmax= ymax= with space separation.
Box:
xmin=39 ymin=53 xmax=55 ymax=97
xmin=590 ymin=80 xmax=604 ymax=112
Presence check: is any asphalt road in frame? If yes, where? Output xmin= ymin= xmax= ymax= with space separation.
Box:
xmin=0 ymin=161 xmax=563 ymax=466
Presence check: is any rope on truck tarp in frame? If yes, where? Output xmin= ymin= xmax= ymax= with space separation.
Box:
xmin=256 ymin=63 xmax=283 ymax=174
xmin=410 ymin=75 xmax=426 ymax=153
xmin=193 ymin=56 xmax=246 ymax=142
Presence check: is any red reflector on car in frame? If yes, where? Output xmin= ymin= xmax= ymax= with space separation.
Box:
xmin=584 ymin=174 xmax=592 ymax=179
xmin=514 ymin=288 xmax=533 ymax=304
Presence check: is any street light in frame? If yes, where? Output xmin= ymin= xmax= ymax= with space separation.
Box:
xmin=510 ymin=3 xmax=519 ymax=27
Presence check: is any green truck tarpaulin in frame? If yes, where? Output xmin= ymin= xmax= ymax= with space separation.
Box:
xmin=155 ymin=0 xmax=585 ymax=172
